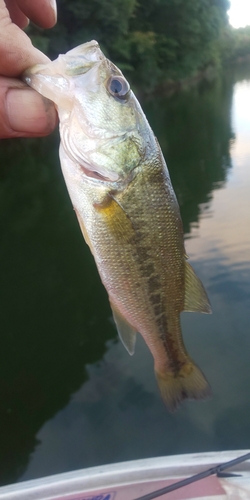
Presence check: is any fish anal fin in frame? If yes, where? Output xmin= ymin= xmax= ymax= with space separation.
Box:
xmin=110 ymin=301 xmax=137 ymax=356
xmin=184 ymin=261 xmax=211 ymax=314
xmin=155 ymin=361 xmax=211 ymax=412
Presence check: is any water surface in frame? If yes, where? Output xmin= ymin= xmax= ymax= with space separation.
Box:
xmin=0 ymin=66 xmax=250 ymax=485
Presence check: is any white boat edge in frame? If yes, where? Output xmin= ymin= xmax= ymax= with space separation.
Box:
xmin=0 ymin=449 xmax=250 ymax=500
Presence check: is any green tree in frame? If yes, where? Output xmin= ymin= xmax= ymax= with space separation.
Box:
xmin=27 ymin=0 xmax=231 ymax=91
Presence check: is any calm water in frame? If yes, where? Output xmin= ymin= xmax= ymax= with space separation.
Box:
xmin=0 ymin=66 xmax=250 ymax=486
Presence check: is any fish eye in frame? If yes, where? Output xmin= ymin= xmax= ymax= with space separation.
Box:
xmin=107 ymin=76 xmax=130 ymax=99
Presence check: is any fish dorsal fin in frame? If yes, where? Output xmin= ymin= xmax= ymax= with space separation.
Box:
xmin=110 ymin=301 xmax=137 ymax=355
xmin=184 ymin=261 xmax=211 ymax=314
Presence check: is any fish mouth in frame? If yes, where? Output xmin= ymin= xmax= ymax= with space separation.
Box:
xmin=64 ymin=40 xmax=104 ymax=74
xmin=22 ymin=40 xmax=105 ymax=105
xmin=24 ymin=40 xmax=103 ymax=79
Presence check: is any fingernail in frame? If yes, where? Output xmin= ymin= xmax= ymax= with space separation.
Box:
xmin=49 ymin=0 xmax=57 ymax=22
xmin=6 ymin=88 xmax=57 ymax=135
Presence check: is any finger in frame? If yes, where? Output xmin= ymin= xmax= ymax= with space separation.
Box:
xmin=0 ymin=23 xmax=50 ymax=76
xmin=15 ymin=0 xmax=57 ymax=28
xmin=0 ymin=3 xmax=50 ymax=77
xmin=4 ymin=0 xmax=29 ymax=28
xmin=0 ymin=77 xmax=57 ymax=138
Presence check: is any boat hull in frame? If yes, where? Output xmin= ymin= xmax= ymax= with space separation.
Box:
xmin=0 ymin=450 xmax=250 ymax=500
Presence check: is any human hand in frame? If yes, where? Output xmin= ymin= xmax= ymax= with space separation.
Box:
xmin=0 ymin=0 xmax=57 ymax=139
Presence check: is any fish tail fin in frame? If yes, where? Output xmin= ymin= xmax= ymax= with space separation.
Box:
xmin=155 ymin=360 xmax=211 ymax=412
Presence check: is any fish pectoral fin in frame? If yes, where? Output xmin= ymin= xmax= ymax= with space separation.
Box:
xmin=184 ymin=261 xmax=212 ymax=314
xmin=74 ymin=208 xmax=94 ymax=254
xmin=110 ymin=302 xmax=137 ymax=356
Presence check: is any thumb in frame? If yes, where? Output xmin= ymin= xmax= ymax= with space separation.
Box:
xmin=0 ymin=0 xmax=57 ymax=138
xmin=0 ymin=78 xmax=57 ymax=138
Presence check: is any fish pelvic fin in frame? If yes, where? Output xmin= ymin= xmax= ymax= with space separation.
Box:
xmin=155 ymin=361 xmax=211 ymax=412
xmin=110 ymin=301 xmax=137 ymax=356
xmin=184 ymin=261 xmax=212 ymax=314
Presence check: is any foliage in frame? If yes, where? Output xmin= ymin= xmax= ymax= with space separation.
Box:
xmin=26 ymin=0 xmax=250 ymax=91
xmin=219 ymin=26 xmax=250 ymax=65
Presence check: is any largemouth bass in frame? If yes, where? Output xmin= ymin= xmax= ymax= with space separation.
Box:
xmin=24 ymin=41 xmax=211 ymax=411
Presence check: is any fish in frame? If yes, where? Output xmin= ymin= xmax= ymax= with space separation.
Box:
xmin=23 ymin=40 xmax=212 ymax=411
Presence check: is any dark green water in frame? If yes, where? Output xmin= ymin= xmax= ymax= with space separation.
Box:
xmin=0 ymin=66 xmax=250 ymax=486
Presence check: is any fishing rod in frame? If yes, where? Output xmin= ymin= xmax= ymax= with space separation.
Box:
xmin=133 ymin=451 xmax=250 ymax=500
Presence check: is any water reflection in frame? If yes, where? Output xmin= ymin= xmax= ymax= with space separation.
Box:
xmin=143 ymin=75 xmax=234 ymax=234
xmin=0 ymin=66 xmax=250 ymax=485
xmin=0 ymin=136 xmax=116 ymax=484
